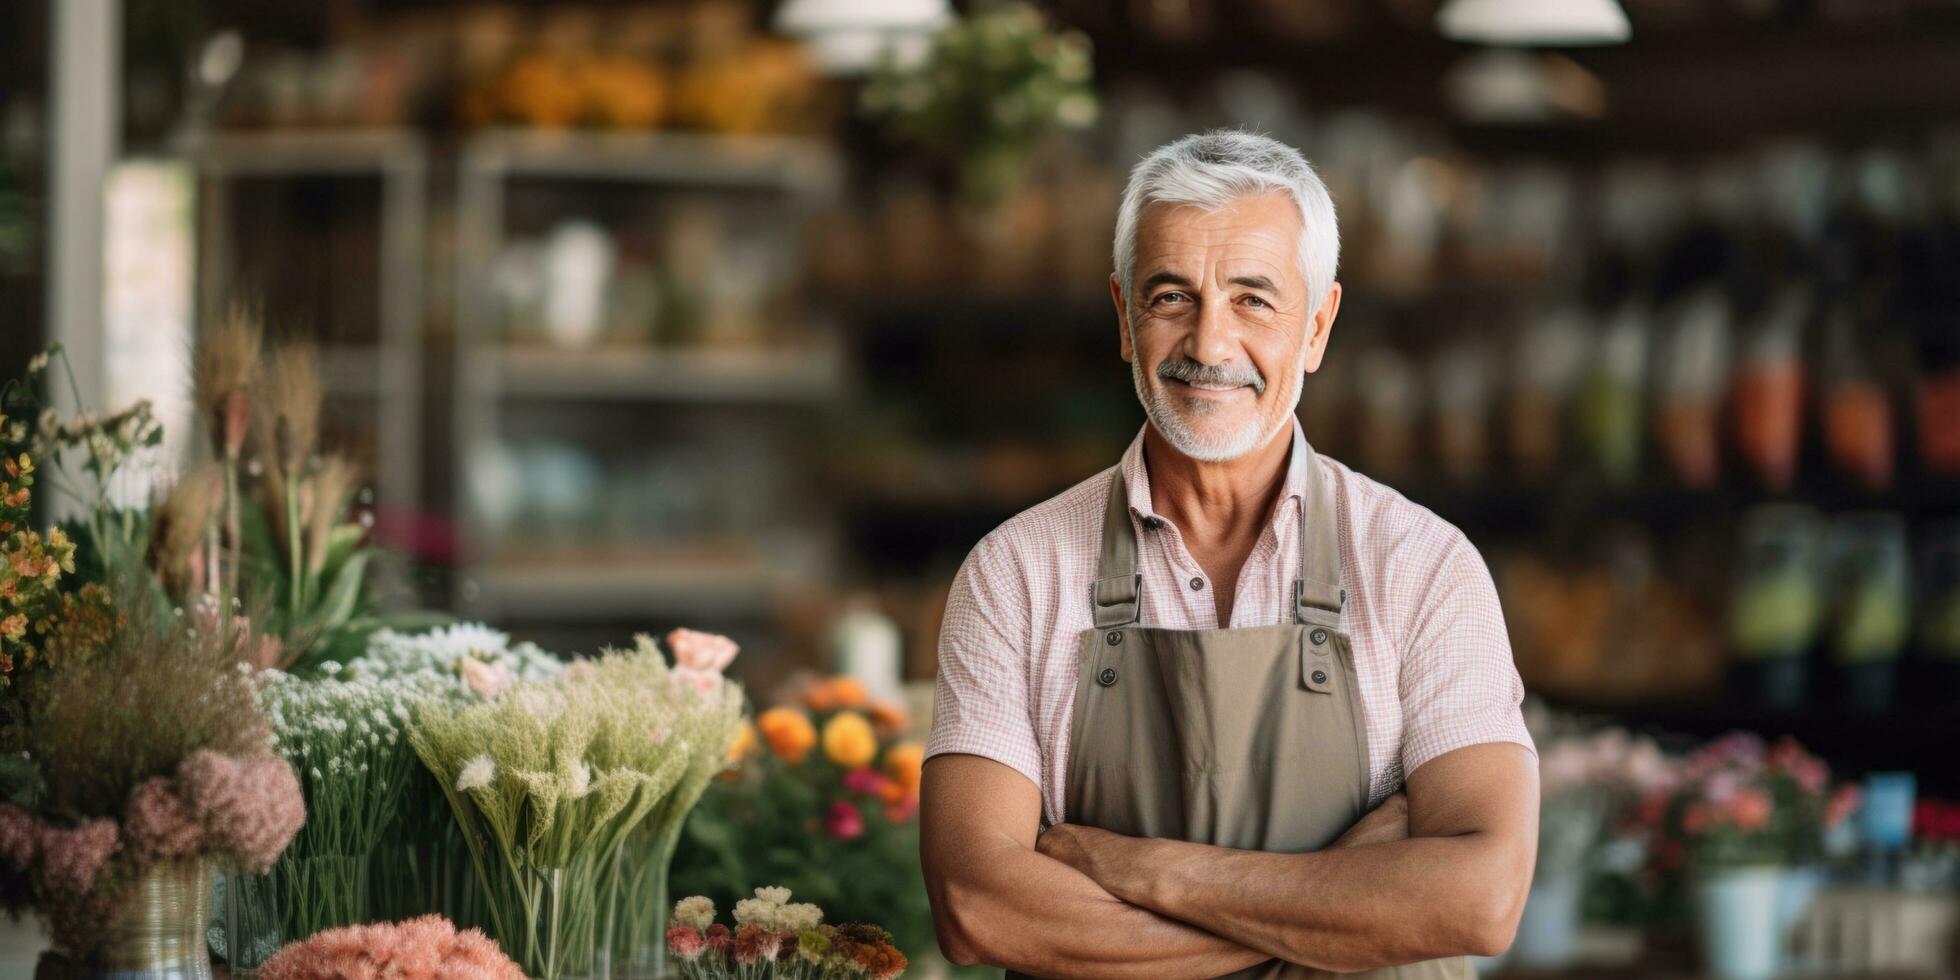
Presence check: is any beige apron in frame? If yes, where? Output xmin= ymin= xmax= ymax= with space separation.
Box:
xmin=1011 ymin=436 xmax=1470 ymax=980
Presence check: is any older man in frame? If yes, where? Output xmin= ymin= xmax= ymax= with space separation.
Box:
xmin=919 ymin=130 xmax=1539 ymax=979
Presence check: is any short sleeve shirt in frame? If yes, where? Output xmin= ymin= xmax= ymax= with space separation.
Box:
xmin=924 ymin=417 xmax=1536 ymax=826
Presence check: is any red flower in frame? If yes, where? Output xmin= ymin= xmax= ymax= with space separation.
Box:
xmin=826 ymin=800 xmax=865 ymax=841
xmin=841 ymin=767 xmax=890 ymax=797
xmin=666 ymin=924 xmax=706 ymax=961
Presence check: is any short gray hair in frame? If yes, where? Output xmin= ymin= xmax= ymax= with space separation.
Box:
xmin=1112 ymin=129 xmax=1340 ymax=314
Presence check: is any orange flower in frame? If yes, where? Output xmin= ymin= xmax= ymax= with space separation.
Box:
xmin=727 ymin=721 xmax=757 ymax=764
xmin=827 ymin=677 xmax=868 ymax=708
xmin=821 ymin=711 xmax=877 ymax=769
xmin=757 ymin=707 xmax=816 ymax=764
xmin=884 ymin=742 xmax=924 ymax=793
xmin=801 ymin=681 xmax=836 ymax=712
xmin=1730 ymin=789 xmax=1773 ymax=832
xmin=866 ymin=700 xmax=910 ymax=737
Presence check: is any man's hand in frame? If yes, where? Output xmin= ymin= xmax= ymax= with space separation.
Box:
xmin=1329 ymin=792 xmax=1409 ymax=849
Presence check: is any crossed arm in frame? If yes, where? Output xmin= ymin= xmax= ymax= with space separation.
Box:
xmin=920 ymin=741 xmax=1538 ymax=977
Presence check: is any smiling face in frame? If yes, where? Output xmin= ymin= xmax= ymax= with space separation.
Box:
xmin=1114 ymin=189 xmax=1341 ymax=462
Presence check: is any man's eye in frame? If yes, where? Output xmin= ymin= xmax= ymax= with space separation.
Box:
xmin=1154 ymin=292 xmax=1186 ymax=305
xmin=1244 ymin=295 xmax=1269 ymax=309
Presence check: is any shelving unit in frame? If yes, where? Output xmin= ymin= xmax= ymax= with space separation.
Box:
xmin=184 ymin=128 xmax=427 ymax=514
xmin=452 ymin=129 xmax=845 ymax=631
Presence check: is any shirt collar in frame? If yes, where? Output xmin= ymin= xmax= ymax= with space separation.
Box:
xmin=1121 ymin=415 xmax=1312 ymax=529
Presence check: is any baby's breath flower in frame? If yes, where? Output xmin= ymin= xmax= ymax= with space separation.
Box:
xmin=456 ymin=754 xmax=495 ymax=793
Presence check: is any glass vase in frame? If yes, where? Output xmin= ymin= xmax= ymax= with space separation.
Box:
xmin=615 ymin=825 xmax=682 ymax=980
xmin=210 ymin=868 xmax=281 ymax=976
xmin=274 ymin=852 xmax=372 ymax=942
xmin=74 ymin=859 xmax=213 ymax=980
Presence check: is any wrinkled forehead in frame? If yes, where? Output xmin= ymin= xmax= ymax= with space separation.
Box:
xmin=1132 ymin=190 xmax=1305 ymax=281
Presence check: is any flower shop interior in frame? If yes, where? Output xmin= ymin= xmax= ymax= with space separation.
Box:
xmin=3 ymin=0 xmax=1960 ymax=977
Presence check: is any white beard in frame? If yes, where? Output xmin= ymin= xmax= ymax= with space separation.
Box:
xmin=1130 ymin=324 xmax=1309 ymax=463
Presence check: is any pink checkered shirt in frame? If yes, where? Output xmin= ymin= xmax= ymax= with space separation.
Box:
xmin=926 ymin=417 xmax=1536 ymax=826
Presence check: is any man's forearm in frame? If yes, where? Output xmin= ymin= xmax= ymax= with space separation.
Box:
xmin=1109 ymin=831 xmax=1524 ymax=971
xmin=935 ymin=838 xmax=1272 ymax=979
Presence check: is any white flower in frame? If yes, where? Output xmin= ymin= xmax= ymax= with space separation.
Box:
xmin=754 ymin=886 xmax=791 ymax=906
xmin=733 ymin=898 xmax=769 ymax=928
xmin=457 ymin=754 xmax=496 ymax=792
xmin=26 ymin=352 xmax=48 ymax=374
xmin=673 ymin=896 xmax=716 ymax=931
xmin=568 ymin=762 xmax=592 ymax=799
xmin=782 ymin=902 xmax=823 ymax=932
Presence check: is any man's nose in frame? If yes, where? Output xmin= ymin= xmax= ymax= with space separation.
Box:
xmin=1182 ymin=291 xmax=1237 ymax=365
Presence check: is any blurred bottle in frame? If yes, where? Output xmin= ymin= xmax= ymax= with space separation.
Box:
xmin=1576 ymin=299 xmax=1648 ymax=486
xmin=1857 ymin=772 xmax=1917 ymax=886
xmin=1728 ymin=504 xmax=1825 ymax=708
xmin=1818 ymin=295 xmax=1898 ymax=491
xmin=830 ymin=594 xmax=902 ymax=706
xmin=1507 ymin=304 xmax=1588 ymax=481
xmin=1654 ymin=285 xmax=1732 ymax=489
xmin=1825 ymin=512 xmax=1910 ymax=710
xmin=1731 ymin=286 xmax=1809 ymax=491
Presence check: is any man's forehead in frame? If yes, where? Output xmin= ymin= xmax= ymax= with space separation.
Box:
xmin=1133 ymin=193 xmax=1303 ymax=273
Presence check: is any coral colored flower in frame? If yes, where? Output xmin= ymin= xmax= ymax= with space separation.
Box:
xmin=705 ymin=923 xmax=732 ymax=955
xmin=1682 ymin=803 xmax=1710 ymax=834
xmin=1730 ymin=788 xmax=1773 ymax=831
xmin=260 ymin=914 xmax=524 ymax=980
xmin=826 ymin=801 xmax=865 ymax=841
xmin=666 ymin=924 xmax=707 ymax=961
xmin=884 ymin=794 xmax=919 ymax=824
xmin=668 ymin=628 xmax=739 ymax=674
xmin=672 ymin=666 xmax=724 ymax=700
xmin=885 ymin=742 xmax=925 ymax=792
xmin=758 ymin=707 xmax=816 ymax=764
xmin=734 ymin=923 xmax=765 ymax=965
xmin=822 ymin=712 xmax=877 ymax=769
xmin=1827 ymin=785 xmax=1862 ymax=828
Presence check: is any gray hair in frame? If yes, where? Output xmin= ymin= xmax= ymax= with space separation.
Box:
xmin=1112 ymin=129 xmax=1340 ymax=315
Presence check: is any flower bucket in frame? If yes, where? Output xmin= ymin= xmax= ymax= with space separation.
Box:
xmin=1775 ymin=865 xmax=1824 ymax=970
xmin=1694 ymin=866 xmax=1784 ymax=980
xmin=1509 ymin=867 xmax=1584 ymax=968
xmin=77 ymin=859 xmax=214 ymax=980
xmin=210 ymin=868 xmax=280 ymax=976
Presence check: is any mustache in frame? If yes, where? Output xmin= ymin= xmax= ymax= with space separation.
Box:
xmin=1156 ymin=357 xmax=1266 ymax=395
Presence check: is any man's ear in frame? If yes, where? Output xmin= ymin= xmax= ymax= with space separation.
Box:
xmin=1111 ymin=273 xmax=1133 ymax=363
xmin=1303 ymin=281 xmax=1342 ymax=374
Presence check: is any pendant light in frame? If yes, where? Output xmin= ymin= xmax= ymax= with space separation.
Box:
xmin=1435 ymin=0 xmax=1631 ymax=46
xmin=773 ymin=0 xmax=954 ymax=76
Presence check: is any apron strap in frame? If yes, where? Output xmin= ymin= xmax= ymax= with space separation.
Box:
xmin=1091 ymin=426 xmax=1346 ymax=631
xmin=1291 ymin=425 xmax=1346 ymax=630
xmin=1093 ymin=465 xmax=1142 ymax=628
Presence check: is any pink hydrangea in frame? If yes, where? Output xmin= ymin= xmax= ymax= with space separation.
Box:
xmin=259 ymin=914 xmax=525 ymax=980
xmin=37 ymin=819 xmax=119 ymax=896
xmin=177 ymin=750 xmax=305 ymax=873
xmin=0 ymin=803 xmax=42 ymax=869
xmin=124 ymin=778 xmax=204 ymax=864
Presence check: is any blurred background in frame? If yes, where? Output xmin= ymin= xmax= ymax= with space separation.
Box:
xmin=3 ymin=0 xmax=1959 ymax=975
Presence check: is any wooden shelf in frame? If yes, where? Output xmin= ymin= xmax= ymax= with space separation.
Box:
xmin=467 ymin=547 xmax=782 ymax=619
xmin=490 ymin=343 xmax=845 ymax=404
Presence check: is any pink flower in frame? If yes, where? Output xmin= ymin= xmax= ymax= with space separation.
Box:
xmin=666 ymin=924 xmax=707 ymax=961
xmin=1827 ymin=785 xmax=1862 ymax=828
xmin=0 ymin=803 xmax=41 ymax=869
xmin=705 ymin=923 xmax=732 ymax=956
xmin=260 ymin=914 xmax=525 ymax=980
xmin=668 ymin=628 xmax=738 ymax=674
xmin=178 ymin=750 xmax=305 ymax=873
xmin=125 ymin=778 xmax=204 ymax=864
xmin=37 ymin=819 xmax=118 ymax=896
xmin=841 ymin=768 xmax=890 ymax=797
xmin=458 ymin=657 xmax=513 ymax=699
xmin=826 ymin=801 xmax=865 ymax=841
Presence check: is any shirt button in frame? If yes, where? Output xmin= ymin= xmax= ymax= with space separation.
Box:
xmin=1189 ymin=577 xmax=1204 ymax=591
xmin=1106 ymin=630 xmax=1123 ymax=646
xmin=1142 ymin=516 xmax=1164 ymax=530
xmin=1310 ymin=628 xmax=1329 ymax=645
xmin=1098 ymin=667 xmax=1119 ymax=686
xmin=1311 ymin=669 xmax=1329 ymax=685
